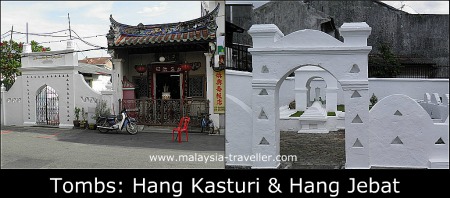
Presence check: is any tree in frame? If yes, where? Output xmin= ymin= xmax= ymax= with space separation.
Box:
xmin=31 ymin=40 xmax=50 ymax=52
xmin=369 ymin=43 xmax=401 ymax=78
xmin=0 ymin=40 xmax=50 ymax=89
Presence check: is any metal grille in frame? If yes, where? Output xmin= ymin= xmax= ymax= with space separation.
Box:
xmin=189 ymin=76 xmax=204 ymax=97
xmin=120 ymin=98 xmax=209 ymax=126
xmin=132 ymin=76 xmax=149 ymax=98
xmin=36 ymin=85 xmax=60 ymax=126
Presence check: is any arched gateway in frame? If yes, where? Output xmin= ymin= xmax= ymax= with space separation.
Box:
xmin=226 ymin=23 xmax=372 ymax=169
xmin=36 ymin=85 xmax=60 ymax=126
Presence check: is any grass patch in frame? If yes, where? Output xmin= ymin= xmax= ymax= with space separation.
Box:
xmin=290 ymin=111 xmax=304 ymax=117
xmin=337 ymin=105 xmax=345 ymax=112
xmin=327 ymin=112 xmax=336 ymax=116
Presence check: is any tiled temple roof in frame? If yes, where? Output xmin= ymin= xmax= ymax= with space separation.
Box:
xmin=106 ymin=4 xmax=219 ymax=47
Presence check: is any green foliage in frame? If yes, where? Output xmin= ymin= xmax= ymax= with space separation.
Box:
xmin=369 ymin=43 xmax=401 ymax=77
xmin=74 ymin=107 xmax=81 ymax=121
xmin=81 ymin=107 xmax=87 ymax=121
xmin=370 ymin=93 xmax=378 ymax=106
xmin=290 ymin=111 xmax=304 ymax=117
xmin=0 ymin=40 xmax=50 ymax=88
xmin=337 ymin=105 xmax=345 ymax=112
xmin=30 ymin=40 xmax=51 ymax=52
xmin=0 ymin=40 xmax=22 ymax=87
xmin=327 ymin=112 xmax=336 ymax=116
xmin=94 ymin=100 xmax=111 ymax=119
xmin=288 ymin=100 xmax=296 ymax=109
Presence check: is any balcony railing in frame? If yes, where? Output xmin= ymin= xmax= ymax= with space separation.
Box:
xmin=226 ymin=43 xmax=252 ymax=72
xmin=120 ymin=98 xmax=209 ymax=126
xmin=369 ymin=65 xmax=449 ymax=79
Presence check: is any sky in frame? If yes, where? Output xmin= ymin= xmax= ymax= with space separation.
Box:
xmin=1 ymin=1 xmax=448 ymax=60
xmin=1 ymin=1 xmax=202 ymax=59
xmin=250 ymin=1 xmax=450 ymax=14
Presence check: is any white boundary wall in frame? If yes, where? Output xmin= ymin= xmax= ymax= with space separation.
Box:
xmin=0 ymin=41 xmax=113 ymax=128
xmin=306 ymin=78 xmax=449 ymax=105
xmin=227 ymin=73 xmax=449 ymax=109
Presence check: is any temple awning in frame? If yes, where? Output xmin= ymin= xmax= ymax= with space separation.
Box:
xmin=106 ymin=4 xmax=219 ymax=48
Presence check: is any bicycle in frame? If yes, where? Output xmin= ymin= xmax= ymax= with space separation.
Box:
xmin=200 ymin=113 xmax=215 ymax=134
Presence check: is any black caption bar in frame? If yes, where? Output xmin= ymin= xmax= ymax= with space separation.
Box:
xmin=1 ymin=169 xmax=449 ymax=197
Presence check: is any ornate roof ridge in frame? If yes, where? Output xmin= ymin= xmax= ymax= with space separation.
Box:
xmin=106 ymin=3 xmax=219 ymax=47
xmin=109 ymin=3 xmax=219 ymax=29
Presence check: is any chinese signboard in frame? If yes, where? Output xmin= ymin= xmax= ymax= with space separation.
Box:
xmin=151 ymin=64 xmax=181 ymax=73
xmin=213 ymin=70 xmax=225 ymax=114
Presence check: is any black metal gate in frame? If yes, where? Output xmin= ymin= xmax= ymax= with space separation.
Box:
xmin=36 ymin=85 xmax=60 ymax=126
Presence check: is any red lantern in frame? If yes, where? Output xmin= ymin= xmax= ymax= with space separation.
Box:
xmin=135 ymin=64 xmax=147 ymax=74
xmin=180 ymin=63 xmax=192 ymax=72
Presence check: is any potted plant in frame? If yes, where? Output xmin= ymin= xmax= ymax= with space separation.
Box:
xmin=88 ymin=123 xmax=96 ymax=130
xmin=73 ymin=107 xmax=81 ymax=128
xmin=93 ymin=99 xmax=112 ymax=126
xmin=370 ymin=93 xmax=378 ymax=109
xmin=80 ymin=107 xmax=88 ymax=129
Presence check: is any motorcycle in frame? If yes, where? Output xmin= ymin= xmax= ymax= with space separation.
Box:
xmin=96 ymin=109 xmax=138 ymax=135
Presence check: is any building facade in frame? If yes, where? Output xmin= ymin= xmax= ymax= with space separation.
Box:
xmin=225 ymin=1 xmax=449 ymax=77
xmin=106 ymin=1 xmax=225 ymax=127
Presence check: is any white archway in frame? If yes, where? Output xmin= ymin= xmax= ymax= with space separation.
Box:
xmin=295 ymin=66 xmax=339 ymax=112
xmin=243 ymin=23 xmax=372 ymax=169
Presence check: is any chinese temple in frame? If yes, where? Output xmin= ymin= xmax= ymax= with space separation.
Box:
xmin=106 ymin=2 xmax=224 ymax=126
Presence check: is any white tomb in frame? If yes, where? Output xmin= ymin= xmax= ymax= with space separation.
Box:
xmin=298 ymin=101 xmax=329 ymax=133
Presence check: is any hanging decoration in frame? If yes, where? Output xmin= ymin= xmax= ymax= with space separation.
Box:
xmin=135 ymin=54 xmax=147 ymax=76
xmin=180 ymin=51 xmax=192 ymax=72
xmin=180 ymin=62 xmax=192 ymax=72
xmin=135 ymin=64 xmax=147 ymax=74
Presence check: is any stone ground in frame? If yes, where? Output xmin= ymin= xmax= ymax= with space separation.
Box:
xmin=2 ymin=125 xmax=344 ymax=169
xmin=1 ymin=125 xmax=224 ymax=169
xmin=280 ymin=130 xmax=345 ymax=169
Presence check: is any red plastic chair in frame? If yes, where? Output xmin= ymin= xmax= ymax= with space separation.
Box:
xmin=172 ymin=117 xmax=185 ymax=142
xmin=177 ymin=117 xmax=190 ymax=143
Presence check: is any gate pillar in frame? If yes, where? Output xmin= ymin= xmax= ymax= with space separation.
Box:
xmin=251 ymin=81 xmax=280 ymax=168
xmin=342 ymin=81 xmax=370 ymax=169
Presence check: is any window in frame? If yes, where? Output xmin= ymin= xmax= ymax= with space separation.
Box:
xmin=189 ymin=76 xmax=204 ymax=98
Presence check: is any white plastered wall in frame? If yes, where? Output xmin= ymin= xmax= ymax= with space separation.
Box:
xmin=225 ymin=70 xmax=253 ymax=167
xmin=1 ymin=77 xmax=24 ymax=126
xmin=369 ymin=94 xmax=449 ymax=168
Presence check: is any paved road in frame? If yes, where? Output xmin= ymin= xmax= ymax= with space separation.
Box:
xmin=2 ymin=126 xmax=344 ymax=169
xmin=280 ymin=130 xmax=345 ymax=169
xmin=1 ymin=126 xmax=224 ymax=169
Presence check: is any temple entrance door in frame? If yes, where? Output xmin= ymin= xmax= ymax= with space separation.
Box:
xmin=155 ymin=73 xmax=181 ymax=100
xmin=154 ymin=72 xmax=183 ymax=125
